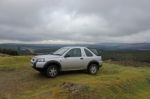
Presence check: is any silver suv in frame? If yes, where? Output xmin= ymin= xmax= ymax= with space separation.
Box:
xmin=31 ymin=47 xmax=102 ymax=78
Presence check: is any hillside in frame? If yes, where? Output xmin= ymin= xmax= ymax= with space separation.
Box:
xmin=0 ymin=43 xmax=150 ymax=52
xmin=0 ymin=56 xmax=150 ymax=99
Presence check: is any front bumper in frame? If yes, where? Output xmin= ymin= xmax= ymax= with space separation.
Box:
xmin=31 ymin=60 xmax=46 ymax=70
xmin=32 ymin=62 xmax=45 ymax=71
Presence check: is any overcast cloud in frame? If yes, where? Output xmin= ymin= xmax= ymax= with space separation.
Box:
xmin=0 ymin=0 xmax=150 ymax=44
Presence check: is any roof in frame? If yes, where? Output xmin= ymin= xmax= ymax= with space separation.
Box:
xmin=63 ymin=46 xmax=87 ymax=49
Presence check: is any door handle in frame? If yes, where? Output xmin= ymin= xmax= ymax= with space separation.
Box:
xmin=80 ymin=58 xmax=84 ymax=60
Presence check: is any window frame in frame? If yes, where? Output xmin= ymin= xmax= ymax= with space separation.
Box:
xmin=64 ymin=48 xmax=82 ymax=57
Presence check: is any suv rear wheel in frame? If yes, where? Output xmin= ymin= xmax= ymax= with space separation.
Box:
xmin=88 ymin=64 xmax=98 ymax=75
xmin=46 ymin=65 xmax=58 ymax=78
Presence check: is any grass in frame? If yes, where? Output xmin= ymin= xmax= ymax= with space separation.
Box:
xmin=0 ymin=56 xmax=150 ymax=99
xmin=0 ymin=56 xmax=31 ymax=69
xmin=102 ymin=50 xmax=150 ymax=63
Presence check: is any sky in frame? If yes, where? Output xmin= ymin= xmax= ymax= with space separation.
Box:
xmin=0 ymin=0 xmax=150 ymax=44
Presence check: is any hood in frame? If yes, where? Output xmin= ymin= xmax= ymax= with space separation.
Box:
xmin=35 ymin=54 xmax=60 ymax=59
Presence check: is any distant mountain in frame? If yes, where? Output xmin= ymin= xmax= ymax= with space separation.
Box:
xmin=92 ymin=43 xmax=150 ymax=51
xmin=0 ymin=43 xmax=149 ymax=54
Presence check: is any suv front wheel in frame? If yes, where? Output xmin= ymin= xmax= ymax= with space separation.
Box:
xmin=46 ymin=65 xmax=58 ymax=78
xmin=88 ymin=64 xmax=98 ymax=75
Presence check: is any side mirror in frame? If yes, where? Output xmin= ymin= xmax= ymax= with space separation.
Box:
xmin=64 ymin=54 xmax=70 ymax=58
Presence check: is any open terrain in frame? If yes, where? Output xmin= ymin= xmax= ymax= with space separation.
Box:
xmin=0 ymin=56 xmax=150 ymax=99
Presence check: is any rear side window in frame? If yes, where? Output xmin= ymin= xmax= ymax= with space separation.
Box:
xmin=88 ymin=48 xmax=101 ymax=56
xmin=84 ymin=49 xmax=93 ymax=57
xmin=90 ymin=49 xmax=99 ymax=56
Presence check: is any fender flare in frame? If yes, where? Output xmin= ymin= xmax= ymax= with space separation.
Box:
xmin=44 ymin=60 xmax=62 ymax=71
xmin=87 ymin=60 xmax=100 ymax=69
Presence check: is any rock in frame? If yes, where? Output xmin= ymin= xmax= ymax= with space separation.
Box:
xmin=60 ymin=82 xmax=84 ymax=94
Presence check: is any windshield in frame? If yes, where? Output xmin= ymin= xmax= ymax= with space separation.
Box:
xmin=52 ymin=47 xmax=69 ymax=56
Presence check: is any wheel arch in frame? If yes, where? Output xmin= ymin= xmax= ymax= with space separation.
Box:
xmin=87 ymin=60 xmax=100 ymax=69
xmin=44 ymin=60 xmax=62 ymax=71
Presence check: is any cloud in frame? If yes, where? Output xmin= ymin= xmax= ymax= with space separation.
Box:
xmin=0 ymin=0 xmax=150 ymax=44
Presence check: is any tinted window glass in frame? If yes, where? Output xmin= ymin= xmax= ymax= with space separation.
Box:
xmin=89 ymin=48 xmax=101 ymax=56
xmin=84 ymin=49 xmax=93 ymax=57
xmin=65 ymin=48 xmax=81 ymax=57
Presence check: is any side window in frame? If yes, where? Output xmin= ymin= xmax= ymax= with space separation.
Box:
xmin=65 ymin=48 xmax=81 ymax=57
xmin=84 ymin=49 xmax=93 ymax=57
xmin=89 ymin=48 xmax=100 ymax=56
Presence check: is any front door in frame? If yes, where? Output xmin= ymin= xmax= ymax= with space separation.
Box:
xmin=61 ymin=48 xmax=83 ymax=70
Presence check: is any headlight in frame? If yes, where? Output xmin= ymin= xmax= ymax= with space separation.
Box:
xmin=37 ymin=58 xmax=45 ymax=62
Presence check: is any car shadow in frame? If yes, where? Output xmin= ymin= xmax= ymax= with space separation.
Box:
xmin=34 ymin=70 xmax=87 ymax=78
xmin=59 ymin=70 xmax=86 ymax=76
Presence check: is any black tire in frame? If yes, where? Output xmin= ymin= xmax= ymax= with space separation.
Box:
xmin=87 ymin=64 xmax=98 ymax=75
xmin=46 ymin=65 xmax=58 ymax=78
